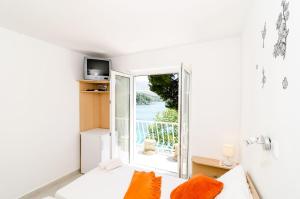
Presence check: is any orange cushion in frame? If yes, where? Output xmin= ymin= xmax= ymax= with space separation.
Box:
xmin=171 ymin=175 xmax=224 ymax=199
xmin=124 ymin=171 xmax=161 ymax=199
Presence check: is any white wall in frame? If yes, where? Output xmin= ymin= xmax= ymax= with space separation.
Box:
xmin=241 ymin=0 xmax=300 ymax=198
xmin=112 ymin=37 xmax=241 ymax=161
xmin=0 ymin=27 xmax=84 ymax=199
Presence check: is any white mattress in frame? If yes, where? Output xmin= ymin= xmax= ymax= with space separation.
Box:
xmin=55 ymin=165 xmax=185 ymax=199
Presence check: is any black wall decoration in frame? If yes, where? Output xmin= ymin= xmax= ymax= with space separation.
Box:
xmin=257 ymin=1 xmax=291 ymax=90
xmin=262 ymin=68 xmax=266 ymax=88
xmin=282 ymin=77 xmax=288 ymax=89
xmin=273 ymin=0 xmax=290 ymax=59
xmin=261 ymin=22 xmax=267 ymax=48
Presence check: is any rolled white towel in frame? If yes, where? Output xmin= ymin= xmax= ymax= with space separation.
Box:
xmin=98 ymin=158 xmax=123 ymax=170
xmin=98 ymin=159 xmax=112 ymax=169
xmin=105 ymin=158 xmax=123 ymax=170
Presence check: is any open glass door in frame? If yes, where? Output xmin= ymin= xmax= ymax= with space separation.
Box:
xmin=132 ymin=74 xmax=179 ymax=173
xmin=179 ymin=65 xmax=191 ymax=179
xmin=111 ymin=71 xmax=132 ymax=163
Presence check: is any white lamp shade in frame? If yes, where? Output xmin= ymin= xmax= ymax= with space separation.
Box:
xmin=223 ymin=144 xmax=234 ymax=157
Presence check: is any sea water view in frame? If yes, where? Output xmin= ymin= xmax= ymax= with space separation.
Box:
xmin=136 ymin=101 xmax=166 ymax=120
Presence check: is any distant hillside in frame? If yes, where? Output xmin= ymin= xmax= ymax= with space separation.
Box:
xmin=136 ymin=92 xmax=162 ymax=105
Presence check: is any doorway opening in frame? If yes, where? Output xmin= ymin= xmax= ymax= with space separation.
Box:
xmin=111 ymin=66 xmax=191 ymax=178
xmin=133 ymin=74 xmax=179 ymax=173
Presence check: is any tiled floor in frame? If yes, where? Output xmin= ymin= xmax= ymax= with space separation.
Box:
xmin=20 ymin=172 xmax=82 ymax=199
xmin=133 ymin=149 xmax=178 ymax=173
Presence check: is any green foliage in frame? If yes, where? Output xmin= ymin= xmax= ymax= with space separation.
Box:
xmin=148 ymin=74 xmax=178 ymax=110
xmin=155 ymin=108 xmax=178 ymax=123
xmin=147 ymin=108 xmax=178 ymax=148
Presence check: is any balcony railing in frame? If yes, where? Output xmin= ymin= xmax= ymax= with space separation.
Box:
xmin=136 ymin=120 xmax=178 ymax=153
xmin=115 ymin=117 xmax=179 ymax=153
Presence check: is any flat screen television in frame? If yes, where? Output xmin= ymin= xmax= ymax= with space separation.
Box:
xmin=84 ymin=57 xmax=111 ymax=80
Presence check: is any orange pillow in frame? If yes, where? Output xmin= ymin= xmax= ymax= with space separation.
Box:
xmin=171 ymin=175 xmax=223 ymax=199
xmin=124 ymin=171 xmax=161 ymax=199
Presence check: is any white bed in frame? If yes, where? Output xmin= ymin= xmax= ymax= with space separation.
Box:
xmin=55 ymin=165 xmax=259 ymax=199
xmin=55 ymin=165 xmax=185 ymax=199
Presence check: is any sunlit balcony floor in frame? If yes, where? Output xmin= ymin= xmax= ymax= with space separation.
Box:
xmin=132 ymin=146 xmax=178 ymax=174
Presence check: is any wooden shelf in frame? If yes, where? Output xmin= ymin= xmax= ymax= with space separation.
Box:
xmin=192 ymin=156 xmax=233 ymax=170
xmin=80 ymin=90 xmax=109 ymax=93
xmin=191 ymin=156 xmax=236 ymax=178
xmin=78 ymin=80 xmax=110 ymax=84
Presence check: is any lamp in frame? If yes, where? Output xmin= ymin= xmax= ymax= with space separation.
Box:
xmin=222 ymin=144 xmax=234 ymax=167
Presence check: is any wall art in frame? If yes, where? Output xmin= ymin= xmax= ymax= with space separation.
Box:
xmin=273 ymin=0 xmax=290 ymax=59
xmin=261 ymin=22 xmax=267 ymax=48
xmin=282 ymin=77 xmax=288 ymax=89
xmin=262 ymin=68 xmax=266 ymax=88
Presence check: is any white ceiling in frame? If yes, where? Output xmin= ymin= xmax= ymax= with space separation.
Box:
xmin=0 ymin=0 xmax=249 ymax=57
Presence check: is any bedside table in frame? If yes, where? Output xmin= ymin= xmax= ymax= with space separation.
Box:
xmin=192 ymin=156 xmax=235 ymax=178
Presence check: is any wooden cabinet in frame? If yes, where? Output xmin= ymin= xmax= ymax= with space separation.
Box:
xmin=191 ymin=156 xmax=234 ymax=178
xmin=79 ymin=80 xmax=110 ymax=131
xmin=79 ymin=80 xmax=111 ymax=172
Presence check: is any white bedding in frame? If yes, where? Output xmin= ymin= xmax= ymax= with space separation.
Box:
xmin=55 ymin=165 xmax=185 ymax=199
xmin=55 ymin=165 xmax=253 ymax=199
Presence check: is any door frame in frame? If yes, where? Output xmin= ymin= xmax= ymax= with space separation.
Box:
xmin=131 ymin=67 xmax=182 ymax=174
xmin=110 ymin=70 xmax=134 ymax=163
xmin=178 ymin=64 xmax=192 ymax=178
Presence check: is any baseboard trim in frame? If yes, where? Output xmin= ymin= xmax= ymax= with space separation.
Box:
xmin=19 ymin=169 xmax=80 ymax=199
